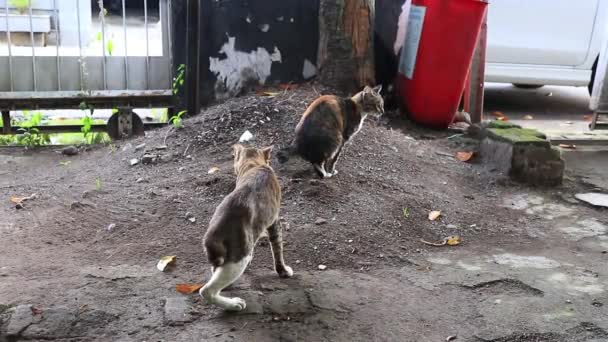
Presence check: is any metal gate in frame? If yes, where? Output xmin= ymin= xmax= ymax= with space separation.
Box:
xmin=0 ymin=0 xmax=174 ymax=138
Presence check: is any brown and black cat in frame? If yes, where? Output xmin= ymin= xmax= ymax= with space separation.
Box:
xmin=277 ymin=85 xmax=384 ymax=178
xmin=200 ymin=144 xmax=293 ymax=311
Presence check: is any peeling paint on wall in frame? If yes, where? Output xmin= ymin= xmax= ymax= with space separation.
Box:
xmin=394 ymin=0 xmax=412 ymax=56
xmin=209 ymin=36 xmax=282 ymax=98
xmin=302 ymin=59 xmax=317 ymax=79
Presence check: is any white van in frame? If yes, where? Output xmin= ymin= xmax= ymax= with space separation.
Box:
xmin=485 ymin=0 xmax=608 ymax=94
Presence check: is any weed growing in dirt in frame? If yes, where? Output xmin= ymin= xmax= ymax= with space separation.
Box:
xmin=95 ymin=177 xmax=102 ymax=191
xmin=403 ymin=207 xmax=410 ymax=218
xmin=173 ymin=64 xmax=186 ymax=95
xmin=169 ymin=110 xmax=187 ymax=129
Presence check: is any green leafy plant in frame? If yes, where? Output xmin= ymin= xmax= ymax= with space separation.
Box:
xmin=169 ymin=110 xmax=186 ymax=129
xmin=9 ymin=0 xmax=30 ymax=14
xmin=402 ymin=207 xmax=410 ymax=218
xmin=95 ymin=177 xmax=102 ymax=191
xmin=14 ymin=111 xmax=50 ymax=148
xmin=172 ymin=64 xmax=185 ymax=95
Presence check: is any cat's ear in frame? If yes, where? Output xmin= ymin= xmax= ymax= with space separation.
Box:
xmin=363 ymin=85 xmax=373 ymax=93
xmin=372 ymin=84 xmax=383 ymax=94
xmin=232 ymin=144 xmax=244 ymax=157
xmin=261 ymin=146 xmax=273 ymax=162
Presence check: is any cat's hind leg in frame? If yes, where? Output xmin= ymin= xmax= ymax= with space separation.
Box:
xmin=326 ymin=144 xmax=344 ymax=176
xmin=267 ymin=221 xmax=293 ymax=278
xmin=200 ymin=256 xmax=251 ymax=311
xmin=313 ymin=162 xmax=332 ymax=179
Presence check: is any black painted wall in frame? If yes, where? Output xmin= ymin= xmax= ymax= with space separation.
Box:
xmin=171 ymin=0 xmax=403 ymax=111
xmin=172 ymin=0 xmax=319 ymax=107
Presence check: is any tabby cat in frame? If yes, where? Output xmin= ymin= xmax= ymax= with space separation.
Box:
xmin=278 ymin=85 xmax=384 ymax=178
xmin=200 ymin=144 xmax=293 ymax=311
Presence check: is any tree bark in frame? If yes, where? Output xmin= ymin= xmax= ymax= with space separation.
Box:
xmin=317 ymin=0 xmax=375 ymax=92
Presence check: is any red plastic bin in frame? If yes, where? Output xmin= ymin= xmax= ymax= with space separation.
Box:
xmin=397 ymin=0 xmax=487 ymax=128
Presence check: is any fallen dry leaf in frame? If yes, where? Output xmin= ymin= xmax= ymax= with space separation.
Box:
xmin=30 ymin=307 xmax=43 ymax=316
xmin=491 ymin=111 xmax=504 ymax=117
xmin=496 ymin=116 xmax=509 ymax=121
xmin=10 ymin=193 xmax=37 ymax=205
xmin=278 ymin=83 xmax=299 ymax=90
xmin=176 ymin=283 xmax=203 ymax=294
xmin=428 ymin=210 xmax=441 ymax=221
xmin=523 ymin=115 xmax=533 ymax=120
xmin=455 ymin=151 xmax=474 ymax=162
xmin=446 ymin=236 xmax=461 ymax=246
xmin=156 ymin=255 xmax=177 ymax=272
xmin=257 ymin=91 xmax=281 ymax=98
xmin=559 ymin=144 xmax=576 ymax=149
xmin=420 ymin=235 xmax=461 ymax=247
xmin=207 ymin=166 xmax=220 ymax=174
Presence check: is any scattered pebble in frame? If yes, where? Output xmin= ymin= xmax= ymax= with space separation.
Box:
xmin=136 ymin=177 xmax=145 ymax=183
xmin=141 ymin=154 xmax=157 ymax=164
xmin=129 ymin=158 xmax=140 ymax=166
xmin=239 ymin=130 xmax=254 ymax=142
xmin=106 ymin=223 xmax=116 ymax=232
xmin=135 ymin=143 xmax=146 ymax=151
xmin=315 ymin=218 xmax=328 ymax=225
xmin=446 ymin=224 xmax=457 ymax=229
xmin=156 ymin=145 xmax=168 ymax=150
xmin=61 ymin=145 xmax=79 ymax=156
xmin=318 ymin=264 xmax=327 ymax=270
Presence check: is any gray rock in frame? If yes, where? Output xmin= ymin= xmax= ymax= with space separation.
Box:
xmin=315 ymin=218 xmax=328 ymax=225
xmin=129 ymin=158 xmax=139 ymax=166
xmin=134 ymin=143 xmax=146 ymax=151
xmin=6 ymin=305 xmax=41 ymax=337
xmin=164 ymin=297 xmax=194 ymax=326
xmin=20 ymin=306 xmax=75 ymax=339
xmin=61 ymin=146 xmax=79 ymax=156
xmin=141 ymin=154 xmax=157 ymax=164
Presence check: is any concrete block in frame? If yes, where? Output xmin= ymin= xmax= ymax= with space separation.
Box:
xmin=481 ymin=125 xmax=564 ymax=187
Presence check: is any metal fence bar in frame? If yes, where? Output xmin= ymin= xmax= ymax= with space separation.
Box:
xmin=122 ymin=0 xmax=129 ymax=89
xmin=144 ymin=0 xmax=150 ymax=90
xmin=76 ymin=0 xmax=84 ymax=90
xmin=4 ymin=1 xmax=14 ymax=91
xmin=167 ymin=0 xmax=173 ymax=83
xmin=28 ymin=2 xmax=37 ymax=91
xmin=53 ymin=0 xmax=61 ymax=91
xmin=99 ymin=0 xmax=108 ymax=90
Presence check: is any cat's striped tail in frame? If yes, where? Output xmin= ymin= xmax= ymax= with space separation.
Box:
xmin=277 ymin=145 xmax=296 ymax=164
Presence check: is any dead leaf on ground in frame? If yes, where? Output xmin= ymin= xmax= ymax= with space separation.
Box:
xmin=496 ymin=116 xmax=509 ymax=121
xmin=455 ymin=151 xmax=474 ymax=162
xmin=176 ymin=283 xmax=203 ymax=294
xmin=491 ymin=111 xmax=504 ymax=117
xmin=420 ymin=235 xmax=462 ymax=247
xmin=583 ymin=114 xmax=593 ymax=122
xmin=256 ymin=91 xmax=281 ymax=98
xmin=428 ymin=210 xmax=441 ymax=221
xmin=207 ymin=166 xmax=220 ymax=174
xmin=30 ymin=307 xmax=43 ymax=316
xmin=446 ymin=236 xmax=461 ymax=246
xmin=156 ymin=255 xmax=177 ymax=272
xmin=10 ymin=193 xmax=37 ymax=205
xmin=559 ymin=144 xmax=576 ymax=149
xmin=278 ymin=83 xmax=299 ymax=90
xmin=523 ymin=115 xmax=534 ymax=120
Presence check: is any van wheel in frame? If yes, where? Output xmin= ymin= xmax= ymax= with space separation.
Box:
xmin=513 ymin=84 xmax=543 ymax=89
xmin=589 ymin=57 xmax=598 ymax=95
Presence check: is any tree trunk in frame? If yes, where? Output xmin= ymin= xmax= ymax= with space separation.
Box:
xmin=317 ymin=0 xmax=375 ymax=92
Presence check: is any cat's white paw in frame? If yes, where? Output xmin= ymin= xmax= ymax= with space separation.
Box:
xmin=223 ymin=297 xmax=247 ymax=311
xmin=279 ymin=265 xmax=294 ymax=278
xmin=331 ymin=169 xmax=338 ymax=176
